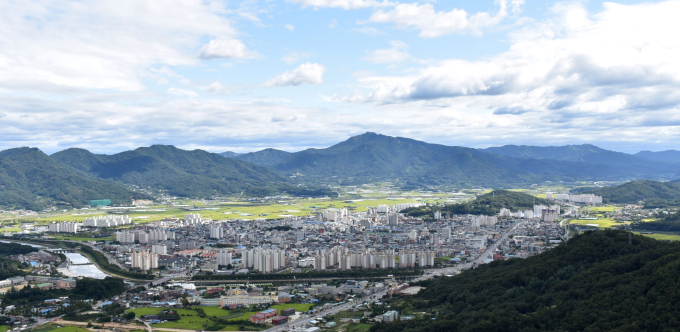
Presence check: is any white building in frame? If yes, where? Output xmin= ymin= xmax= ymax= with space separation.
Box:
xmin=131 ymin=250 xmax=158 ymax=270
xmin=48 ymin=222 xmax=79 ymax=233
xmin=116 ymin=230 xmax=135 ymax=244
xmin=151 ymin=244 xmax=167 ymax=255
xmin=83 ymin=215 xmax=132 ymax=228
xmin=210 ymin=227 xmax=223 ymax=239
xmin=216 ymin=249 xmax=232 ymax=266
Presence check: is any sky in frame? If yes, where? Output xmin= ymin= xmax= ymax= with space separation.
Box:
xmin=0 ymin=0 xmax=679 ymax=155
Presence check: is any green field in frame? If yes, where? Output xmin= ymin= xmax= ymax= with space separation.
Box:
xmin=15 ymin=197 xmax=440 ymax=225
xmin=634 ymin=233 xmax=680 ymax=241
xmin=569 ymin=218 xmax=627 ymax=228
xmin=586 ymin=206 xmax=617 ymax=212
xmin=345 ymin=323 xmax=373 ymax=332
xmin=0 ymin=326 xmax=10 ymax=332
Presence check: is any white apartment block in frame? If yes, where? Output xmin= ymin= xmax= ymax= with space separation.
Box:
xmin=83 ymin=215 xmax=132 ymax=227
xmin=116 ymin=230 xmax=136 ymax=244
xmin=210 ymin=227 xmax=223 ymax=239
xmin=131 ymin=250 xmax=158 ymax=270
xmin=216 ymin=249 xmax=232 ymax=266
xmin=151 ymin=244 xmax=167 ymax=255
xmin=48 ymin=222 xmax=79 ymax=233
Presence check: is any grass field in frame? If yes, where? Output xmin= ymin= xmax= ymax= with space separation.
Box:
xmin=634 ymin=233 xmax=680 ymax=241
xmin=0 ymin=326 xmax=10 ymax=332
xmin=586 ymin=206 xmax=617 ymax=212
xmin=569 ymin=218 xmax=628 ymax=228
xmin=345 ymin=323 xmax=373 ymax=332
xmin=154 ymin=317 xmax=214 ymax=330
xmin=18 ymin=197 xmax=440 ymax=225
xmin=48 ymin=327 xmax=91 ymax=332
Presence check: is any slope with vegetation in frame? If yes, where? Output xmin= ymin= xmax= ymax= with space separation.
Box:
xmin=402 ymin=190 xmax=553 ymax=219
xmin=50 ymin=145 xmax=333 ymax=198
xmin=225 ymin=133 xmax=680 ymax=186
xmin=0 ymin=147 xmax=148 ymax=210
xmin=371 ymin=230 xmax=680 ymax=332
xmin=576 ymin=180 xmax=680 ymax=204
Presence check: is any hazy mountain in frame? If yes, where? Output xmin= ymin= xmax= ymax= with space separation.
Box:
xmin=231 ymin=132 xmax=679 ymax=185
xmin=482 ymin=144 xmax=679 ymax=179
xmin=576 ymin=180 xmax=680 ymax=203
xmin=50 ymin=145 xmax=292 ymax=198
xmin=635 ymin=150 xmax=680 ymax=163
xmin=219 ymin=151 xmax=241 ymax=158
xmin=232 ymin=148 xmax=293 ymax=167
xmin=0 ymin=147 xmax=147 ymax=210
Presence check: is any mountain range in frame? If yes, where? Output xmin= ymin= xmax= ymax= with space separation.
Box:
xmin=0 ymin=147 xmax=150 ymax=210
xmin=227 ymin=132 xmax=680 ymax=186
xmin=2 ymin=132 xmax=679 ymax=209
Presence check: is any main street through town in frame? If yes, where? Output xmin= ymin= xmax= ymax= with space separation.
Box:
xmin=263 ymin=221 xmax=527 ymax=332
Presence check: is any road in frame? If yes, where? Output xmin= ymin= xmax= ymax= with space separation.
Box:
xmin=265 ymin=291 xmax=387 ymax=332
xmin=263 ymin=221 xmax=526 ymax=332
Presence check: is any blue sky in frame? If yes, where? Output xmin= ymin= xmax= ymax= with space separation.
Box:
xmin=0 ymin=0 xmax=679 ymax=154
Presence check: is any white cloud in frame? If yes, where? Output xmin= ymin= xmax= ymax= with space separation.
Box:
xmin=201 ymin=82 xmax=231 ymax=95
xmin=167 ymin=87 xmax=199 ymax=97
xmin=263 ymin=63 xmax=327 ymax=87
xmin=329 ymin=18 xmax=338 ymax=28
xmin=365 ymin=0 xmax=523 ymax=37
xmin=285 ymin=24 xmax=295 ymax=32
xmin=198 ymin=39 xmax=260 ymax=59
xmin=289 ymin=0 xmax=394 ymax=10
xmin=0 ymin=0 xmax=237 ymax=92
xmin=339 ymin=1 xmax=680 ymax=109
xmin=281 ymin=50 xmax=312 ymax=65
xmin=353 ymin=26 xmax=387 ymax=36
xmin=363 ymin=41 xmax=413 ymax=64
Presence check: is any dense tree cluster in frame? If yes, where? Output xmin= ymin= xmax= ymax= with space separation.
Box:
xmin=370 ymin=230 xmax=680 ymax=332
xmin=0 ymin=242 xmax=38 ymax=255
xmin=2 ymin=277 xmax=126 ymax=306
xmin=632 ymin=212 xmax=680 ymax=232
xmin=403 ymin=190 xmax=553 ymax=219
xmin=577 ymin=180 xmax=680 ymax=204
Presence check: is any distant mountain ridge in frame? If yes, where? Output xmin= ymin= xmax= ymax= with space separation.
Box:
xmin=635 ymin=150 xmax=680 ymax=163
xmin=0 ymin=147 xmax=148 ymax=210
xmin=50 ymin=145 xmax=292 ymax=198
xmin=223 ymin=132 xmax=680 ymax=185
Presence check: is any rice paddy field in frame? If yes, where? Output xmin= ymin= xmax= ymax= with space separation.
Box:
xmin=3 ymin=196 xmax=450 ymax=226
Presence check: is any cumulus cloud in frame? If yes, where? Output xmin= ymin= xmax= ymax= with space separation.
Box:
xmin=288 ymin=0 xmax=394 ymax=10
xmin=263 ymin=63 xmax=327 ymax=87
xmin=201 ymin=82 xmax=232 ymax=95
xmin=281 ymin=50 xmax=312 ymax=64
xmin=198 ymin=39 xmax=260 ymax=59
xmin=338 ymin=0 xmax=680 ymax=114
xmin=167 ymin=87 xmax=199 ymax=97
xmin=285 ymin=24 xmax=295 ymax=32
xmin=362 ymin=41 xmax=413 ymax=64
xmin=365 ymin=0 xmax=523 ymax=37
xmin=0 ymin=0 xmax=237 ymax=92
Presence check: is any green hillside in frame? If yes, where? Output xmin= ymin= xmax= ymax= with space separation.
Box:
xmin=371 ymin=230 xmax=680 ymax=332
xmin=576 ymin=180 xmax=680 ymax=203
xmin=403 ymin=190 xmax=553 ymax=219
xmin=0 ymin=147 xmax=148 ymax=210
xmin=632 ymin=211 xmax=680 ymax=232
xmin=50 ymin=145 xmax=328 ymax=198
xmin=227 ymin=133 xmax=679 ymax=186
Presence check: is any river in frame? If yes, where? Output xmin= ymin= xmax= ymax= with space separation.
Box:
xmin=0 ymin=240 xmax=109 ymax=279
xmin=64 ymin=253 xmax=109 ymax=279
